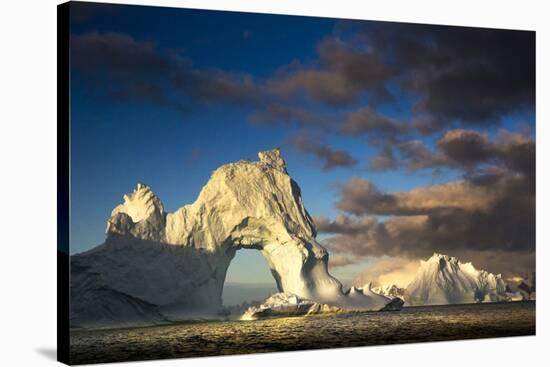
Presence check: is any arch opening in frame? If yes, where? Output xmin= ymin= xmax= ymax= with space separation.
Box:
xmin=222 ymin=248 xmax=278 ymax=307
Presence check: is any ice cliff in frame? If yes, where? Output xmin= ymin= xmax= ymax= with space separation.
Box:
xmin=404 ymin=253 xmax=509 ymax=306
xmin=372 ymin=285 xmax=406 ymax=301
xmin=71 ymin=149 xmax=397 ymax=328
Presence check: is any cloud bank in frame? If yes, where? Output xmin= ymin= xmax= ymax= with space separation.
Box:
xmin=316 ymin=130 xmax=535 ymax=279
xmin=71 ymin=15 xmax=535 ymax=281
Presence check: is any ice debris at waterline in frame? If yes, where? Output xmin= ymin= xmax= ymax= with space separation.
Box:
xmin=241 ymin=287 xmax=405 ymax=320
xmin=241 ymin=293 xmax=343 ymax=320
xmin=70 ymin=149 xmax=400 ymax=329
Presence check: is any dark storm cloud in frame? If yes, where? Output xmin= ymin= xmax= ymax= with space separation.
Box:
xmin=270 ymin=24 xmax=534 ymax=135
xmin=246 ymin=25 xmax=534 ymax=170
xmin=336 ymin=132 xmax=535 ymax=212
xmin=362 ymin=128 xmax=536 ymax=176
xmin=314 ymin=130 xmax=535 ymax=277
xmin=315 ymin=172 xmax=534 ymax=266
xmin=251 ymin=103 xmax=406 ymax=142
xmin=268 ymin=37 xmax=392 ymax=106
xmin=318 ymin=37 xmax=392 ymax=97
xmin=179 ymin=70 xmax=260 ymax=105
xmin=249 ymin=104 xmax=328 ymax=128
xmin=72 ymin=32 xmax=172 ymax=73
xmin=335 ymin=174 xmax=517 ymax=217
xmin=363 ymin=23 xmax=535 ymax=128
xmin=252 ymin=103 xmax=409 ymax=170
xmin=368 ymin=145 xmax=399 ymax=171
xmin=340 ymin=107 xmax=408 ymax=137
xmin=73 ymin=20 xmax=535 ymax=141
xmin=72 ymin=31 xmax=262 ymax=109
xmin=395 ymin=129 xmax=536 ymax=176
xmin=268 ymin=69 xmax=358 ymax=106
xmin=70 ymin=2 xmax=124 ymax=23
xmin=288 ymin=133 xmax=358 ymax=171
xmin=315 ymin=215 xmax=378 ymax=235
xmin=412 ymin=115 xmax=447 ymax=136
xmin=396 ymin=139 xmax=446 ymax=171
xmin=492 ymin=130 xmax=536 ymax=178
xmin=72 ymin=24 xmax=535 ymax=181
xmin=265 ymin=24 xmax=534 ymax=134
xmin=438 ymin=130 xmax=493 ymax=166
xmin=335 ymin=178 xmax=399 ymax=216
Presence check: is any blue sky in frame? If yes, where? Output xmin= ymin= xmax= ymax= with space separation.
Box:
xmin=69 ymin=2 xmax=535 ymax=285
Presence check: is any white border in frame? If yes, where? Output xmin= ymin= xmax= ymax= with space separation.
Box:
xmin=0 ymin=1 xmax=547 ymax=366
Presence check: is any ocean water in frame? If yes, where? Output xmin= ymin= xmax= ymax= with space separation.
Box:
xmin=70 ymin=301 xmax=535 ymax=365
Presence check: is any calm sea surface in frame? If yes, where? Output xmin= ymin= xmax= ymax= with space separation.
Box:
xmin=70 ymin=301 xmax=535 ymax=364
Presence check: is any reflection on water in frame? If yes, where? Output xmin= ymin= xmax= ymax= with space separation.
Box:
xmin=70 ymin=301 xmax=535 ymax=364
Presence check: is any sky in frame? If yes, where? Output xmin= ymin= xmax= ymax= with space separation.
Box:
xmin=69 ymin=2 xmax=535 ymax=287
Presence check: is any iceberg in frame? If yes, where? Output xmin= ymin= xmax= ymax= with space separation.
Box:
xmin=372 ymin=284 xmax=406 ymax=301
xmin=404 ymin=253 xmax=509 ymax=306
xmin=71 ymin=149 xmax=398 ymax=328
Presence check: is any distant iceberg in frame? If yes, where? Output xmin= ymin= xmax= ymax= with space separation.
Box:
xmin=404 ymin=253 xmax=509 ymax=306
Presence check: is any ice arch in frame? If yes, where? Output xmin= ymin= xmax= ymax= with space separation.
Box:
xmin=72 ymin=150 xmax=349 ymax=323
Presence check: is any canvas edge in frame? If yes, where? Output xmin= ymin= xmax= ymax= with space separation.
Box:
xmin=57 ymin=1 xmax=71 ymax=365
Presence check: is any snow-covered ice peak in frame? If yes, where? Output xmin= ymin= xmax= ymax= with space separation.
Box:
xmin=426 ymin=252 xmax=458 ymax=267
xmin=113 ymin=182 xmax=165 ymax=221
xmin=258 ymin=147 xmax=287 ymax=173
xmin=405 ymin=253 xmax=508 ymax=306
xmin=372 ymin=284 xmax=406 ymax=300
xmin=107 ymin=182 xmax=166 ymax=241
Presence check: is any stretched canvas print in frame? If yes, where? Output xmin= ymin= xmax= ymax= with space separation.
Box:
xmin=57 ymin=1 xmax=536 ymax=365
